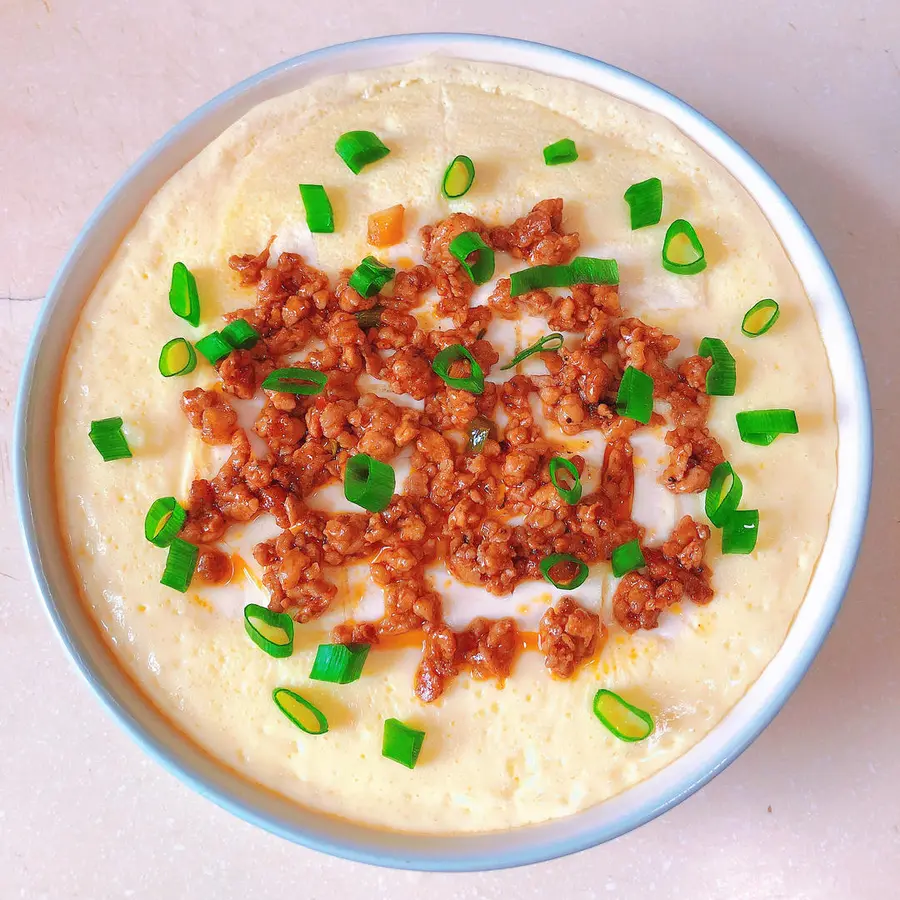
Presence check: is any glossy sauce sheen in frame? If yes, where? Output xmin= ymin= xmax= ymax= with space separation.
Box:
xmin=55 ymin=60 xmax=837 ymax=833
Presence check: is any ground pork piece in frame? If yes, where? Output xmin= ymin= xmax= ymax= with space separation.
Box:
xmin=369 ymin=307 xmax=418 ymax=350
xmin=499 ymin=375 xmax=543 ymax=445
xmin=538 ymin=598 xmax=605 ymax=677
xmin=447 ymin=519 xmax=524 ymax=594
xmin=211 ymin=431 xmax=261 ymax=522
xmin=218 ymin=349 xmax=271 ymax=400
xmin=547 ymin=284 xmax=620 ymax=333
xmin=612 ymin=572 xmax=674 ymax=632
xmin=421 ymin=213 xmax=487 ymax=272
xmin=378 ymin=576 xmax=443 ymax=635
xmin=346 ymin=395 xmax=421 ymax=460
xmin=322 ymin=513 xmax=370 ymax=565
xmin=254 ymin=399 xmax=307 ymax=453
xmin=386 ymin=265 xmax=433 ymax=310
xmin=488 ymin=198 xmax=580 ymax=265
xmin=425 ymin=382 xmax=499 ymax=432
xmin=228 ymin=236 xmax=274 ymax=286
xmin=616 ymin=317 xmax=680 ymax=395
xmin=180 ymin=478 xmax=227 ymax=543
xmin=380 ymin=347 xmax=438 ymax=400
xmin=532 ymin=347 xmax=615 ymax=435
xmin=662 ymin=425 xmax=725 ymax=493
xmin=457 ymin=617 xmax=519 ymax=682
xmin=415 ymin=622 xmax=459 ymax=702
xmin=666 ymin=380 xmax=712 ymax=429
xmin=598 ymin=438 xmax=635 ymax=522
xmin=331 ymin=621 xmax=380 ymax=646
xmin=678 ymin=355 xmax=712 ymax=392
xmin=180 ymin=388 xmax=238 ymax=445
xmin=194 ymin=546 xmax=232 ymax=584
xmin=486 ymin=277 xmax=552 ymax=319
xmin=662 ymin=515 xmax=710 ymax=571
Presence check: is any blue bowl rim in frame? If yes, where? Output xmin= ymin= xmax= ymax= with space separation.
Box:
xmin=13 ymin=33 xmax=873 ymax=872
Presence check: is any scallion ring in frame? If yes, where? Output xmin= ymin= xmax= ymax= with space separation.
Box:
xmin=144 ymin=497 xmax=186 ymax=548
xmin=272 ymin=688 xmax=329 ymax=735
xmin=169 ymin=261 xmax=200 ymax=327
xmin=158 ymin=338 xmax=197 ymax=378
xmin=310 ymin=643 xmax=371 ymax=684
xmin=334 ymin=130 xmax=390 ymax=175
xmin=624 ymin=177 xmax=663 ymax=230
xmin=509 ymin=257 xmax=619 ymax=297
xmin=742 ymin=298 xmax=780 ymax=337
xmin=431 ymin=344 xmax=484 ymax=394
xmin=244 ymin=603 xmax=294 ymax=658
xmin=88 ymin=417 xmax=132 ymax=462
xmin=698 ymin=336 xmax=736 ymax=396
xmin=220 ymin=318 xmax=260 ymax=350
xmin=195 ymin=331 xmax=232 ymax=366
xmin=441 ymin=155 xmax=475 ymax=198
xmin=722 ymin=509 xmax=760 ymax=554
xmin=611 ymin=539 xmax=646 ymax=578
xmin=261 ymin=367 xmax=327 ymax=396
xmin=736 ymin=409 xmax=799 ymax=446
xmin=616 ymin=366 xmax=654 ymax=424
xmin=354 ymin=305 xmax=384 ymax=330
xmin=705 ymin=462 xmax=744 ymax=527
xmin=344 ymin=453 xmax=395 ymax=513
xmin=539 ymin=553 xmax=589 ymax=590
xmin=543 ymin=138 xmax=578 ymax=166
xmin=593 ymin=689 xmax=655 ymax=742
xmin=448 ymin=231 xmax=495 ymax=285
xmin=662 ymin=219 xmax=707 ymax=275
xmin=466 ymin=415 xmax=496 ymax=454
xmin=548 ymin=457 xmax=582 ymax=505
xmin=500 ymin=332 xmax=564 ymax=370
xmin=160 ymin=538 xmax=198 ymax=593
xmin=348 ymin=256 xmax=395 ymax=298
xmin=382 ymin=718 xmax=425 ymax=769
xmin=298 ymin=183 xmax=335 ymax=234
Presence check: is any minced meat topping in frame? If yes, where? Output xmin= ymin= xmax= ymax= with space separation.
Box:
xmin=181 ymin=200 xmax=722 ymax=702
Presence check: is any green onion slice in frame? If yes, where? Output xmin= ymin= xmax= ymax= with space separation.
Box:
xmin=722 ymin=508 xmax=760 ymax=554
xmin=344 ymin=453 xmax=395 ymax=513
xmin=195 ymin=331 xmax=232 ymax=366
xmin=616 ymin=366 xmax=654 ymax=424
xmin=310 ymin=643 xmax=370 ymax=683
xmin=539 ymin=553 xmax=590 ymax=590
xmin=88 ymin=417 xmax=132 ymax=462
xmin=261 ymin=367 xmax=327 ymax=395
xmin=624 ymin=177 xmax=663 ymax=230
xmin=382 ymin=718 xmax=425 ymax=769
xmin=742 ymin=298 xmax=780 ymax=337
xmin=243 ymin=603 xmax=294 ymax=658
xmin=272 ymin=688 xmax=328 ymax=735
xmin=697 ymin=336 xmax=736 ymax=396
xmin=662 ymin=219 xmax=707 ymax=275
xmin=593 ymin=689 xmax=654 ymax=742
xmin=736 ymin=409 xmax=799 ymax=446
xmin=509 ymin=257 xmax=619 ymax=298
xmin=169 ymin=261 xmax=201 ymax=327
xmin=611 ymin=539 xmax=646 ymax=578
xmin=158 ymin=337 xmax=197 ymax=378
xmin=355 ymin=305 xmax=384 ymax=329
xmin=298 ymin=183 xmax=335 ymax=234
xmin=160 ymin=538 xmax=198 ymax=593
xmin=448 ymin=231 xmax=495 ymax=285
xmin=144 ymin=497 xmax=186 ymax=548
xmin=349 ymin=256 xmax=396 ymax=298
xmin=431 ymin=344 xmax=484 ymax=394
xmin=221 ymin=318 xmax=260 ymax=350
xmin=543 ymin=138 xmax=578 ymax=166
xmin=466 ymin=415 xmax=497 ymax=454
xmin=500 ymin=332 xmax=564 ymax=370
xmin=441 ymin=155 xmax=475 ymax=198
xmin=548 ymin=457 xmax=583 ymax=505
xmin=334 ymin=130 xmax=390 ymax=175
xmin=705 ymin=462 xmax=744 ymax=527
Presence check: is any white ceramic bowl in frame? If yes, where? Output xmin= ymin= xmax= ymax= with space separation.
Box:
xmin=14 ymin=34 xmax=872 ymax=871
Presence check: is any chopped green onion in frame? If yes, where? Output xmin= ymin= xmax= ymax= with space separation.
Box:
xmin=298 ymin=183 xmax=335 ymax=234
xmin=160 ymin=538 xmax=198 ymax=593
xmin=543 ymin=138 xmax=578 ymax=166
xmin=349 ymin=256 xmax=395 ymax=298
xmin=195 ymin=331 xmax=232 ymax=366
xmin=508 ymin=257 xmax=619 ymax=298
xmin=611 ymin=539 xmax=646 ymax=578
xmin=466 ymin=415 xmax=496 ymax=453
xmin=272 ymin=688 xmax=328 ymax=735
xmin=244 ymin=603 xmax=294 ymax=658
xmin=705 ymin=462 xmax=743 ymax=527
xmin=355 ymin=305 xmax=384 ymax=329
xmin=539 ymin=553 xmax=589 ymax=590
xmin=261 ymin=367 xmax=327 ymax=395
xmin=220 ymin=318 xmax=260 ymax=350
xmin=593 ymin=689 xmax=654 ymax=742
xmin=169 ymin=261 xmax=201 ymax=327
xmin=736 ymin=409 xmax=799 ymax=446
xmin=88 ymin=417 xmax=132 ymax=461
xmin=441 ymin=155 xmax=475 ymax=198
xmin=448 ymin=231 xmax=495 ymax=285
xmin=382 ymin=718 xmax=425 ymax=769
xmin=722 ymin=509 xmax=760 ymax=554
xmin=548 ymin=457 xmax=582 ymax=505
xmin=158 ymin=337 xmax=197 ymax=378
xmin=616 ymin=366 xmax=654 ymax=424
xmin=698 ymin=337 xmax=736 ymax=396
xmin=500 ymin=332 xmax=564 ymax=370
xmin=334 ymin=130 xmax=390 ymax=175
xmin=144 ymin=497 xmax=186 ymax=548
xmin=431 ymin=344 xmax=484 ymax=394
xmin=310 ymin=643 xmax=371 ymax=684
xmin=624 ymin=177 xmax=663 ymax=230
xmin=742 ymin=298 xmax=780 ymax=337
xmin=662 ymin=219 xmax=707 ymax=275
xmin=344 ymin=453 xmax=395 ymax=513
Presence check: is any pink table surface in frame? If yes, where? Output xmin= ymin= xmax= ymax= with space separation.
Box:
xmin=1 ymin=2 xmax=898 ymax=897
